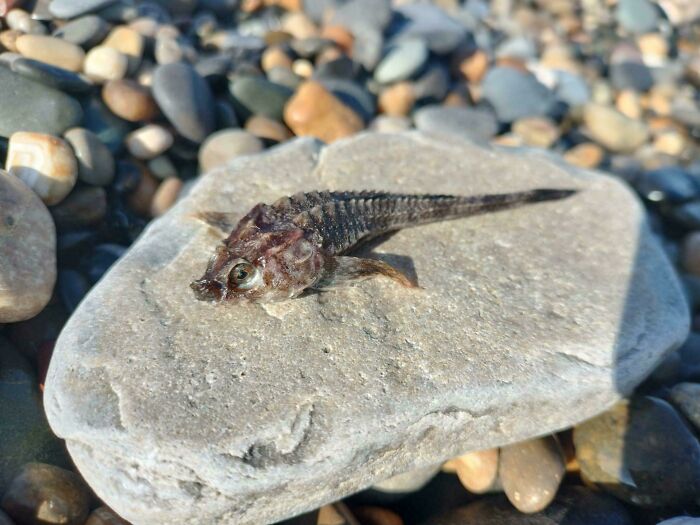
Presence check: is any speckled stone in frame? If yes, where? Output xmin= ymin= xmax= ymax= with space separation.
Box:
xmin=45 ymin=133 xmax=688 ymax=525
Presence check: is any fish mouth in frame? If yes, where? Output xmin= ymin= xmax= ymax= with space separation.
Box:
xmin=190 ymin=278 xmax=224 ymax=302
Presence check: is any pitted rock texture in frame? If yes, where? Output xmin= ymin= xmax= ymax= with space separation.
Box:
xmin=44 ymin=132 xmax=688 ymax=525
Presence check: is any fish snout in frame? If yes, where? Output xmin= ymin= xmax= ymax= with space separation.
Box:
xmin=190 ymin=278 xmax=224 ymax=301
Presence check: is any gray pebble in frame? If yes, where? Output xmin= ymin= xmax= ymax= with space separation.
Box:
xmin=616 ymin=0 xmax=660 ymax=33
xmin=391 ymin=3 xmax=469 ymax=54
xmin=414 ymin=105 xmax=498 ymax=143
xmin=482 ymin=67 xmax=556 ymax=123
xmin=374 ymin=39 xmax=429 ymax=84
xmin=230 ymin=76 xmax=294 ymax=122
xmin=10 ymin=57 xmax=93 ymax=94
xmin=52 ymin=15 xmax=109 ymax=48
xmin=49 ymin=0 xmax=118 ymax=19
xmin=64 ymin=128 xmax=115 ymax=186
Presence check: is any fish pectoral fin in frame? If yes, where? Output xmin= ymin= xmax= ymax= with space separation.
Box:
xmin=191 ymin=211 xmax=239 ymax=233
xmin=314 ymin=256 xmax=418 ymax=290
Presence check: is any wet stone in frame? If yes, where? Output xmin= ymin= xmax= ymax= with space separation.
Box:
xmin=152 ymin=62 xmax=215 ymax=143
xmin=0 ymin=170 xmax=56 ymax=322
xmin=499 ymin=435 xmax=565 ymax=513
xmin=10 ymin=57 xmax=92 ymax=93
xmin=574 ymin=396 xmax=700 ymax=507
xmin=0 ymin=67 xmax=83 ymax=137
xmin=44 ymin=133 xmax=688 ymax=524
xmin=1 ymin=463 xmax=90 ymax=525
xmin=230 ymin=76 xmax=294 ymax=122
xmin=198 ymin=129 xmax=264 ymax=172
xmin=64 ymin=128 xmax=115 ymax=186
xmin=414 ymin=105 xmax=498 ymax=143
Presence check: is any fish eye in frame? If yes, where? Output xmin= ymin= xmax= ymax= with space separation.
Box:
xmin=228 ymin=261 xmax=257 ymax=289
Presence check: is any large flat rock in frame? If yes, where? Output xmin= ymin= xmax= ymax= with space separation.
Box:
xmin=44 ymin=132 xmax=688 ymax=525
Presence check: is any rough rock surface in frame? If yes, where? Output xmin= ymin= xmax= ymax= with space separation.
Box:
xmin=45 ymin=132 xmax=688 ymax=525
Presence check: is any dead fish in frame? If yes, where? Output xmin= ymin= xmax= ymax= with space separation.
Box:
xmin=191 ymin=189 xmax=576 ymax=303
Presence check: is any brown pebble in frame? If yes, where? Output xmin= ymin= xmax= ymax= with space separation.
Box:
xmin=284 ymin=80 xmax=364 ymax=143
xmin=459 ymin=49 xmax=489 ymax=84
xmin=6 ymin=132 xmax=78 ymax=206
xmin=682 ymin=232 xmax=700 ymax=275
xmin=352 ymin=506 xmax=403 ymax=525
xmin=127 ymin=167 xmax=158 ymax=217
xmin=0 ymin=29 xmax=23 ymax=52
xmin=499 ymin=435 xmax=565 ymax=513
xmin=245 ymin=115 xmax=293 ymax=142
xmin=102 ymin=79 xmax=158 ymax=122
xmin=281 ymin=12 xmax=318 ymax=39
xmin=616 ymin=90 xmax=642 ymax=120
xmin=103 ymin=26 xmax=144 ymax=72
xmin=653 ymin=129 xmax=687 ymax=156
xmin=261 ymin=46 xmax=293 ymax=72
xmin=0 ymin=463 xmax=90 ymax=525
xmin=150 ymin=176 xmax=183 ymax=217
xmin=15 ymin=34 xmax=85 ymax=72
xmin=453 ymin=448 xmax=500 ymax=493
xmin=378 ymin=82 xmax=416 ymax=117
xmin=512 ymin=116 xmax=561 ymax=148
xmin=321 ymin=25 xmax=354 ymax=54
xmin=85 ymin=506 xmax=131 ymax=525
xmin=563 ymin=142 xmax=604 ymax=169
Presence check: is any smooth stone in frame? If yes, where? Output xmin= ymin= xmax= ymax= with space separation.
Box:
xmin=15 ymin=35 xmax=85 ymax=72
xmin=85 ymin=506 xmax=131 ymax=525
xmin=0 ymin=339 xmax=70 ymax=493
xmin=102 ymin=25 xmax=143 ymax=72
xmin=83 ymin=46 xmax=129 ymax=83
xmin=245 ymin=115 xmax=293 ymax=143
xmin=451 ymin=449 xmax=499 ymax=494
xmin=0 ymin=171 xmax=55 ymax=322
xmin=574 ymin=396 xmax=700 ymax=506
xmin=414 ymin=105 xmax=498 ymax=143
xmin=563 ymin=143 xmax=604 ymax=169
xmin=230 ymin=76 xmax=294 ymax=122
xmin=351 ymin=25 xmax=383 ymax=70
xmin=668 ymin=382 xmax=700 ymax=432
xmin=512 ymin=117 xmax=561 ymax=149
xmin=319 ymin=78 xmax=376 ymax=123
xmin=582 ymin=103 xmax=649 ymax=153
xmin=1 ymin=463 xmax=90 ymax=525
xmin=267 ymin=66 xmax=304 ymax=90
xmin=284 ymin=80 xmax=364 ymax=142
xmin=0 ymin=67 xmax=83 ymax=137
xmin=50 ymin=185 xmax=107 ymax=230
xmin=148 ymin=156 xmax=178 ymax=181
xmin=616 ymin=0 xmax=660 ymax=33
xmin=412 ymin=64 xmax=450 ymax=103
xmin=329 ymin=0 xmax=391 ymax=33
xmin=10 ymin=57 xmax=92 ymax=94
xmin=553 ymin=71 xmax=590 ymax=108
xmin=390 ymin=3 xmax=468 ymax=54
xmin=6 ymin=132 xmax=79 ymax=205
xmin=64 ymin=128 xmax=115 ymax=186
xmin=150 ymin=177 xmax=183 ymax=217
xmin=0 ymin=29 xmax=22 ymax=53
xmin=634 ymin=166 xmax=699 ymax=204
xmin=81 ymin=97 xmax=131 ymax=154
xmin=152 ymin=63 xmax=216 ymax=143
xmin=102 ymin=79 xmax=158 ymax=122
xmin=198 ymin=129 xmax=264 ymax=172
xmin=49 ymin=0 xmax=117 ymax=18
xmin=126 ymin=125 xmax=174 ymax=160
xmin=610 ymin=61 xmax=654 ymax=93
xmin=378 ymin=82 xmax=415 ymax=117
xmin=482 ymin=67 xmax=556 ymax=123
xmin=53 ymin=15 xmax=109 ymax=48
xmin=499 ymin=435 xmax=565 ymax=513
xmin=426 ymin=486 xmax=634 ymax=524
xmin=369 ymin=115 xmax=412 ymax=134
xmin=374 ymin=39 xmax=429 ymax=84
xmin=44 ymin=133 xmax=688 ymax=524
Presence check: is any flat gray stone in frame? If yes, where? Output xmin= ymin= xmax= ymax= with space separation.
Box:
xmin=45 ymin=132 xmax=688 ymax=525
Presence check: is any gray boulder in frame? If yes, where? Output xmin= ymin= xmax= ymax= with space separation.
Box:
xmin=44 ymin=132 xmax=688 ymax=525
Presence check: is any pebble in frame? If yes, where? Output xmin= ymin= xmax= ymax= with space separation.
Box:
xmin=244 ymin=115 xmax=293 ymax=143
xmin=414 ymin=105 xmax=498 ymax=143
xmin=582 ymin=103 xmax=650 ymax=153
xmin=412 ymin=64 xmax=450 ymax=102
xmin=369 ymin=115 xmax=412 ymax=133
xmin=82 ymin=97 xmax=131 ymax=153
xmin=83 ymin=46 xmax=129 ymax=83
xmin=392 ymin=3 xmax=468 ymax=54
xmin=635 ymin=166 xmax=700 ymax=203
xmin=64 ymin=127 xmax=115 ymax=186
xmin=85 ymin=506 xmax=131 ymax=525
xmin=49 ymin=0 xmax=117 ymax=19
xmin=154 ymin=34 xmax=184 ymax=65
xmin=499 ymin=435 xmax=565 ymax=513
xmin=15 ymin=35 xmax=85 ymax=72
xmin=574 ymin=396 xmax=700 ymax=506
xmin=512 ymin=116 xmax=561 ymax=148
xmin=230 ymin=76 xmax=294 ymax=122
xmin=374 ymin=39 xmax=429 ymax=84
xmin=53 ymin=15 xmax=109 ymax=48
xmin=0 ymin=67 xmax=83 ymax=137
xmin=482 ymin=67 xmax=556 ymax=122
xmin=283 ymin=80 xmax=364 ymax=142
xmin=147 ymin=155 xmax=177 ymax=180
xmin=458 ymin=49 xmax=489 ymax=84
xmin=150 ymin=177 xmax=183 ymax=217
xmin=102 ymin=25 xmax=144 ymax=72
xmin=320 ymin=78 xmax=376 ymax=122
xmin=668 ymin=382 xmax=700 ymax=433
xmin=198 ymin=129 xmax=264 ymax=172
xmin=50 ymin=186 xmax=107 ymax=230
xmin=152 ymin=62 xmax=215 ymax=143
xmin=682 ymin=232 xmax=700 ymax=275
xmin=451 ymin=449 xmax=500 ymax=494
xmin=0 ymin=170 xmax=56 ymax=323
xmin=6 ymin=132 xmax=78 ymax=205
xmin=127 ymin=168 xmax=159 ymax=217
xmin=616 ymin=0 xmax=660 ymax=34
xmin=378 ymin=82 xmax=416 ymax=117
xmin=9 ymin=57 xmax=93 ymax=94
xmin=261 ymin=46 xmax=293 ymax=72
xmin=102 ymin=79 xmax=158 ymax=122
xmin=1 ymin=463 xmax=90 ymax=525
xmin=0 ymin=29 xmax=22 ymax=52
xmin=126 ymin=125 xmax=174 ymax=160
xmin=563 ymin=143 xmax=605 ymax=169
